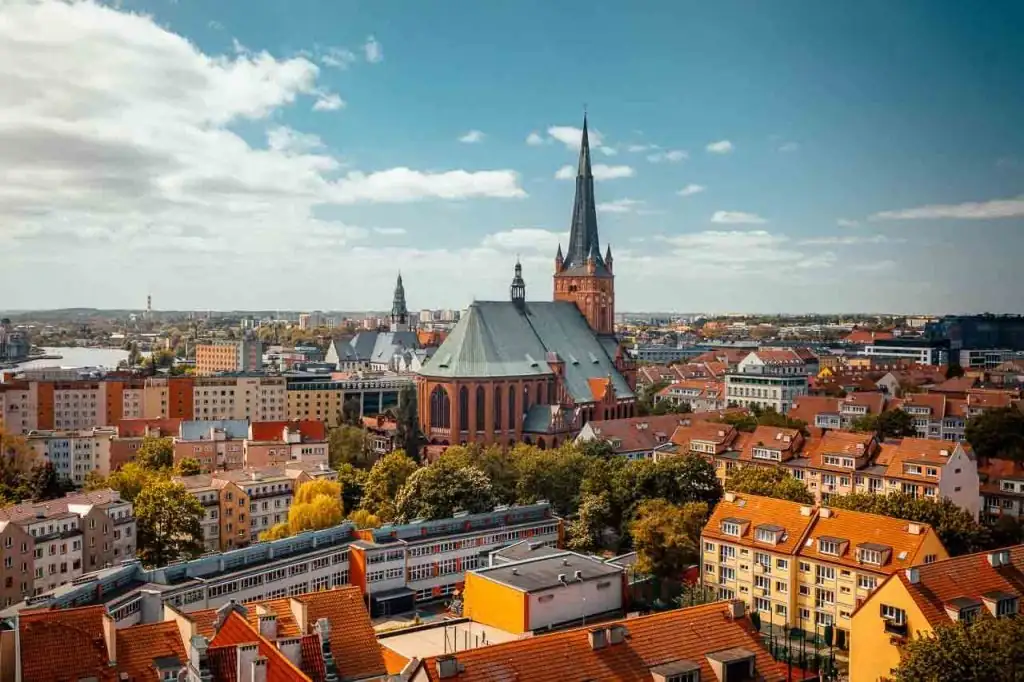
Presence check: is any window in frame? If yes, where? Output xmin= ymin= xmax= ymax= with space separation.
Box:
xmin=858 ymin=548 xmax=882 ymax=565
xmin=721 ymin=521 xmax=741 ymax=536
xmin=704 ymin=541 xmax=715 ymax=553
xmin=719 ymin=566 xmax=736 ymax=581
xmin=776 ymin=558 xmax=789 ymax=570
xmin=755 ymin=528 xmax=778 ymax=544
xmin=818 ymin=539 xmax=840 ymax=555
xmin=799 ymin=561 xmax=811 ymax=573
xmin=881 ymin=604 xmax=905 ymax=624
xmin=719 ymin=545 xmax=736 ymax=560
xmin=754 ymin=597 xmax=771 ymax=612
xmin=816 ymin=566 xmax=836 ymax=583
xmin=858 ymin=575 xmax=878 ymax=591
xmin=998 ymin=597 xmax=1019 ymax=617
xmin=754 ymin=575 xmax=771 ymax=592
xmin=923 ymin=554 xmax=938 ymax=564
xmin=754 ymin=552 xmax=771 ymax=570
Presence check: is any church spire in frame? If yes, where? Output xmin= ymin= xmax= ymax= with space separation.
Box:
xmin=510 ymin=258 xmax=526 ymax=310
xmin=559 ymin=113 xmax=608 ymax=275
xmin=390 ymin=272 xmax=409 ymax=332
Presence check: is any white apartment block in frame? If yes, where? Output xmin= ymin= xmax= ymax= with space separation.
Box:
xmin=0 ymin=384 xmax=37 ymax=435
xmin=26 ymin=428 xmax=117 ymax=484
xmin=725 ymin=374 xmax=808 ymax=414
xmin=192 ymin=377 xmax=287 ymax=422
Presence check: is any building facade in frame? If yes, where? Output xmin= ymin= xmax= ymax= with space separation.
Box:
xmin=195 ymin=338 xmax=263 ymax=375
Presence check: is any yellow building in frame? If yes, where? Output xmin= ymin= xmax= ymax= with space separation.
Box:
xmin=701 ymin=492 xmax=948 ymax=652
xmin=850 ymin=545 xmax=1024 ymax=682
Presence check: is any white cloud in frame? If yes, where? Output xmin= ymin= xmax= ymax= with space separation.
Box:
xmin=458 ymin=130 xmax=485 ymax=144
xmin=647 ymin=149 xmax=688 ymax=163
xmin=711 ymin=211 xmax=767 ymax=224
xmin=627 ymin=144 xmax=656 ymax=153
xmin=777 ymin=142 xmax=800 ymax=153
xmin=870 ymin=196 xmax=1024 ymax=220
xmin=836 ymin=218 xmax=860 ymax=228
xmin=525 ymin=131 xmax=546 ymax=146
xmin=321 ymin=46 xmax=357 ymax=69
xmin=547 ymin=125 xmax=603 ymax=150
xmin=706 ymin=140 xmax=734 ymax=154
xmin=207 ymin=20 xmax=224 ymax=31
xmin=373 ymin=227 xmax=407 ymax=236
xmin=554 ymin=164 xmax=635 ymax=181
xmin=657 ymin=230 xmax=835 ymax=272
xmin=0 ymin=0 xmax=526 ymax=304
xmin=312 ymin=92 xmax=345 ymax=111
xmin=677 ymin=184 xmax=706 ymax=197
xmin=481 ymin=228 xmax=566 ymax=252
xmin=797 ymin=234 xmax=899 ymax=246
xmin=597 ymin=198 xmax=643 ymax=214
xmin=363 ymin=35 xmax=383 ymax=63
xmin=599 ymin=146 xmax=618 ymax=156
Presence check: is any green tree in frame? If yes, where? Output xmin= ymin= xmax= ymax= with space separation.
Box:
xmin=566 ymin=491 xmax=612 ymax=552
xmin=725 ymin=465 xmax=814 ymax=503
xmin=126 ymin=342 xmax=142 ymax=367
xmin=260 ymin=523 xmax=291 ymax=541
xmin=394 ymin=459 xmax=497 ymax=522
xmin=827 ymin=491 xmax=991 ymax=556
xmin=393 ymin=384 xmax=422 ymax=460
xmin=635 ymin=380 xmax=670 ymax=417
xmin=512 ymin=443 xmax=590 ymax=516
xmin=336 ymin=462 xmax=368 ymax=512
xmin=440 ymin=444 xmax=518 ymax=504
xmin=342 ymin=398 xmax=362 ymax=426
xmin=894 ymin=615 xmax=1024 ymax=682
xmin=631 ymin=499 xmax=709 ymax=580
xmin=347 ymin=508 xmax=381 ymax=529
xmin=966 ymin=407 xmax=1024 ymax=462
xmin=328 ymin=425 xmax=373 ymax=468
xmin=134 ymin=479 xmax=203 ymax=567
xmin=82 ymin=469 xmax=109 ymax=492
xmin=109 ymin=462 xmax=161 ymax=503
xmin=135 ymin=436 xmax=174 ymax=470
xmin=286 ymin=479 xmax=344 ymax=535
xmin=945 ymin=363 xmax=966 ymax=380
xmin=27 ymin=463 xmax=70 ymax=501
xmin=850 ymin=409 xmax=917 ymax=440
xmin=577 ymin=439 xmax=617 ymax=460
xmin=360 ymin=450 xmax=419 ymax=521
xmin=174 ymin=457 xmax=202 ymax=477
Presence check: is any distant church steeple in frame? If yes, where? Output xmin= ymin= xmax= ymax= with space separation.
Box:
xmin=390 ymin=273 xmax=409 ymax=332
xmin=510 ymin=258 xmax=526 ymax=310
xmin=553 ymin=113 xmax=615 ymax=334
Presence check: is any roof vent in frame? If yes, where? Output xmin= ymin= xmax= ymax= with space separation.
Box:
xmin=588 ymin=352 xmax=600 ymax=364
xmin=723 ymin=492 xmax=737 ymax=503
xmin=820 ymin=508 xmax=833 ymax=519
xmin=907 ymin=523 xmax=923 ymax=536
xmin=436 ymin=655 xmax=462 ymax=679
xmin=799 ymin=506 xmax=813 ymax=517
xmin=525 ymin=353 xmax=539 ymax=368
xmin=568 ymin=355 xmax=580 ymax=365
xmin=905 ymin=567 xmax=920 ymax=584
xmin=574 ymin=570 xmax=583 ymax=580
xmin=587 ymin=628 xmax=608 ymax=650
xmin=608 ymin=624 xmax=629 ymax=645
xmin=511 ymin=568 xmax=518 ymax=575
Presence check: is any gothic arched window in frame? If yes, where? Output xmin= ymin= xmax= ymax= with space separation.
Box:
xmin=494 ymin=385 xmax=502 ymax=431
xmin=429 ymin=386 xmax=450 ymax=429
xmin=508 ymin=386 xmax=516 ymax=429
xmin=459 ymin=386 xmax=469 ymax=432
xmin=475 ymin=386 xmax=486 ymax=432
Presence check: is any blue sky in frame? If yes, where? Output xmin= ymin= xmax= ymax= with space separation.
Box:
xmin=1 ymin=0 xmax=1022 ymax=313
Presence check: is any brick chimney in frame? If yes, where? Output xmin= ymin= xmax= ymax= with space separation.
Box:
xmin=102 ymin=612 xmax=117 ymax=666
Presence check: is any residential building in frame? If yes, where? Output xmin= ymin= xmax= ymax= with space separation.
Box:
xmin=6 ymin=584 xmax=387 ymax=682
xmin=0 ymin=382 xmax=37 ymax=435
xmin=411 ymin=599 xmax=812 ymax=682
xmin=725 ymin=351 xmax=809 ymax=414
xmin=863 ymin=338 xmax=949 ymax=365
xmin=701 ymin=492 xmax=948 ymax=649
xmin=192 ymin=376 xmax=287 ymax=422
xmin=244 ymin=420 xmax=328 ymax=468
xmin=0 ymin=319 xmax=29 ymax=363
xmin=286 ymin=373 xmax=412 ymax=425
xmin=416 ymin=117 xmax=637 ymax=454
xmin=850 ymin=545 xmax=1024 ymax=682
xmin=978 ymin=458 xmax=1024 ymax=520
xmin=195 ymin=337 xmax=263 ymax=375
xmin=173 ymin=420 xmax=250 ymax=472
xmin=668 ymin=421 xmax=739 ymax=458
xmin=655 ymin=379 xmax=726 ymax=412
xmin=0 ymin=489 xmax=134 ymax=603
xmin=462 ymin=550 xmax=625 ymax=633
xmin=25 ymin=427 xmax=116 ymax=483
xmin=362 ymin=414 xmax=399 ymax=455
xmin=575 ymin=412 xmax=740 ymax=460
xmin=788 ymin=392 xmax=888 ymax=431
xmin=959 ymin=347 xmax=1019 ymax=370
xmin=109 ymin=417 xmax=182 ymax=471
xmin=630 ymin=343 xmax=699 ymax=364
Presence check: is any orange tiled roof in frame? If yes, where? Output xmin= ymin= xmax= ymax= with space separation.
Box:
xmin=382 ymin=646 xmax=411 ymax=675
xmin=978 ymin=458 xmax=1024 ymax=495
xmin=18 ymin=606 xmax=115 ymax=682
xmin=844 ymin=329 xmax=895 ymax=344
xmin=209 ymin=611 xmax=312 ymax=682
xmin=586 ymin=413 xmax=740 ymax=454
xmin=737 ymin=426 xmax=803 ymax=462
xmin=703 ymin=493 xmax=816 ymax=555
xmin=928 ymin=375 xmax=979 ymax=395
xmin=670 ymin=422 xmax=737 ymax=448
xmin=115 ymin=417 xmax=182 ymax=438
xmin=894 ymin=544 xmax=1024 ymax=627
xmin=588 ymin=377 xmax=612 ymax=401
xmin=299 ymin=587 xmax=387 ymax=681
xmin=799 ymin=507 xmax=939 ymax=574
xmin=418 ymin=601 xmax=801 ymax=682
xmin=896 ymin=392 xmax=946 ymax=416
xmin=249 ymin=420 xmax=327 ymax=442
xmin=787 ymin=396 xmax=841 ymax=426
xmin=116 ymin=621 xmax=188 ymax=682
xmin=841 ymin=391 xmax=887 ymax=414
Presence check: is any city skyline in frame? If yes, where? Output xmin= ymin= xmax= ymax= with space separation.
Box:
xmin=2 ymin=0 xmax=1023 ymax=313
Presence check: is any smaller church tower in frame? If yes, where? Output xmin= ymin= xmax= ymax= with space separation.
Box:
xmin=390 ymin=273 xmax=410 ymax=332
xmin=510 ymin=258 xmax=526 ymax=310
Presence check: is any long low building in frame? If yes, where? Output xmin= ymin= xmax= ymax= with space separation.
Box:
xmin=0 ymin=502 xmax=562 ymax=629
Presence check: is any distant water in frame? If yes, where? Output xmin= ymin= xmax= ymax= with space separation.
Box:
xmin=18 ymin=347 xmax=137 ymax=370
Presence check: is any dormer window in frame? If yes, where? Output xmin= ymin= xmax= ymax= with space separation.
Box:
xmin=945 ymin=597 xmax=983 ymax=623
xmin=859 ymin=549 xmax=881 ymax=564
xmin=754 ymin=524 xmax=784 ymax=545
xmin=998 ymin=597 xmax=1019 ymax=617
xmin=722 ymin=521 xmax=741 ymax=536
xmin=817 ymin=536 xmax=847 ymax=556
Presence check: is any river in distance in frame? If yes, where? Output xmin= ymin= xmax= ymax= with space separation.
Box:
xmin=17 ymin=347 xmax=148 ymax=370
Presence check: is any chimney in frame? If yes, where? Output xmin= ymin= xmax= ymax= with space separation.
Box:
xmin=236 ymin=643 xmax=259 ymax=682
xmin=258 ymin=614 xmax=278 ymax=640
xmin=907 ymin=523 xmax=923 ymax=536
xmin=436 ymin=655 xmax=461 ymax=679
xmin=289 ymin=597 xmax=309 ymax=635
xmin=724 ymin=492 xmax=736 ymax=503
xmin=819 ymin=508 xmax=832 ymax=519
xmin=799 ymin=505 xmax=813 ymax=517
xmin=726 ymin=599 xmax=745 ymax=620
xmin=251 ymin=657 xmax=268 ymax=682
xmin=102 ymin=612 xmax=117 ymax=665
xmin=275 ymin=637 xmax=302 ymax=667
xmin=587 ymin=628 xmax=608 ymax=650
xmin=608 ymin=624 xmax=629 ymax=645
xmin=188 ymin=635 xmax=213 ymax=682
xmin=905 ymin=567 xmax=920 ymax=584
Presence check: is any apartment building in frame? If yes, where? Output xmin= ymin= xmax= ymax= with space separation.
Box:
xmin=192 ymin=376 xmax=287 ymax=422
xmin=244 ymin=420 xmax=328 ymax=468
xmin=7 ymin=503 xmax=562 ymax=635
xmin=8 ymin=585 xmax=387 ymax=682
xmin=285 ymin=374 xmax=412 ymax=426
xmin=25 ymin=427 xmax=116 ymax=483
xmin=788 ymin=392 xmax=888 ymax=430
xmin=0 ymin=382 xmax=37 ymax=435
xmin=109 ymin=417 xmax=182 ymax=471
xmin=725 ymin=350 xmax=810 ymax=414
xmin=668 ymin=421 xmax=739 ymax=458
xmin=978 ymin=458 xmax=1024 ymax=520
xmin=195 ymin=337 xmax=263 ymax=375
xmin=0 ymin=489 xmax=134 ymax=605
xmin=889 ymin=390 xmax=1019 ymax=442
xmin=701 ymin=492 xmax=947 ymax=650
xmin=850 ymin=545 xmax=1024 ymax=682
xmin=655 ymin=379 xmax=726 ymax=412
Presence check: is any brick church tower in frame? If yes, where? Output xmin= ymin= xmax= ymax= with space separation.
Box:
xmin=553 ymin=115 xmax=615 ymax=336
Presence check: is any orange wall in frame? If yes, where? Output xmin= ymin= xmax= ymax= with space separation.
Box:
xmin=168 ymin=377 xmax=194 ymax=419
xmin=104 ymin=381 xmax=125 ymax=425
xmin=463 ymin=572 xmax=527 ymax=634
xmin=349 ymin=545 xmax=367 ymax=592
xmin=36 ymin=382 xmax=54 ymax=430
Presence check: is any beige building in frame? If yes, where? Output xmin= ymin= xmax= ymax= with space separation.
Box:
xmin=0 ymin=383 xmax=37 ymax=435
xmin=25 ymin=427 xmax=117 ymax=484
xmin=195 ymin=338 xmax=263 ymax=375
xmin=193 ymin=376 xmax=286 ymax=422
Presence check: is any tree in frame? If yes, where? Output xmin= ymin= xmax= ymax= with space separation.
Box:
xmin=894 ymin=615 xmax=1024 ymax=682
xmin=82 ymin=470 xmax=109 ymax=492
xmin=0 ymin=428 xmax=35 ymax=503
xmin=440 ymin=444 xmax=519 ymax=504
xmin=577 ymin=439 xmax=617 ymax=460
xmin=725 ymin=466 xmax=814 ymax=503
xmin=336 ymin=462 xmax=368 ymax=512
xmin=108 ymin=462 xmax=160 ymax=503
xmin=945 ymin=363 xmax=966 ymax=380
xmin=850 ymin=409 xmax=917 ymax=440
xmin=328 ymin=426 xmax=373 ymax=468
xmin=512 ymin=444 xmax=591 ymax=517
xmin=27 ymin=463 xmax=70 ymax=501
xmin=393 ymin=384 xmax=422 ymax=460
xmin=966 ymin=407 xmax=1024 ymax=462
xmin=394 ymin=460 xmax=497 ymax=522
xmin=260 ymin=523 xmax=291 ymax=541
xmin=136 ymin=436 xmax=174 ymax=470
xmin=174 ymin=457 xmax=202 ymax=477
xmin=134 ymin=479 xmax=203 ymax=567
xmin=719 ymin=408 xmax=807 ymax=435
xmin=347 ymin=508 xmax=381 ymax=529
xmin=360 ymin=450 xmax=419 ymax=521
xmin=342 ymin=398 xmax=362 ymax=426
xmin=566 ymin=491 xmax=612 ymax=552
xmin=631 ymin=499 xmax=709 ymax=580
xmin=126 ymin=342 xmax=142 ymax=367
xmin=636 ymin=380 xmax=670 ymax=417
xmin=827 ymin=491 xmax=991 ymax=556
xmin=288 ymin=490 xmax=344 ymax=535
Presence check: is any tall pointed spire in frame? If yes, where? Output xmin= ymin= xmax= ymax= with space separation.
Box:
xmin=390 ymin=272 xmax=409 ymax=332
xmin=558 ymin=113 xmax=608 ymax=276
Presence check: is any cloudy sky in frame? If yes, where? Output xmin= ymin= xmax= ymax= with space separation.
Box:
xmin=2 ymin=0 xmax=1023 ymax=314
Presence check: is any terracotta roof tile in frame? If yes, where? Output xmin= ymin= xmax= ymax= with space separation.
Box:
xmin=206 ymin=645 xmax=239 ymax=682
xmin=299 ymin=634 xmax=328 ymax=682
xmin=209 ymin=611 xmax=311 ymax=682
xmin=670 ymin=422 xmax=737 ymax=449
xmin=703 ymin=493 xmax=816 ymax=555
xmin=787 ymin=396 xmax=841 ymax=427
xmin=843 ymin=329 xmax=895 ymax=344
xmin=896 ymin=544 xmax=1024 ymax=628
xmin=799 ymin=507 xmax=939 ymax=574
xmin=116 ymin=621 xmax=188 ymax=682
xmin=737 ymin=426 xmax=804 ymax=462
xmin=18 ymin=605 xmax=115 ymax=682
xmin=116 ymin=418 xmax=182 ymax=438
xmin=929 ymin=376 xmax=979 ymax=395
xmin=249 ymin=420 xmax=327 ymax=442
xmin=419 ymin=601 xmax=804 ymax=682
xmin=299 ymin=587 xmax=387 ymax=681
xmin=585 ymin=412 xmax=739 ymax=454
xmin=382 ymin=646 xmax=411 ymax=675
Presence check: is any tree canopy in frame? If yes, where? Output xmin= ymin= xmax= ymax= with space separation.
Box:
xmin=359 ymin=450 xmax=419 ymax=521
xmin=261 ymin=479 xmax=345 ymax=540
xmin=718 ymin=407 xmax=808 ymax=435
xmin=894 ymin=615 xmax=1024 ymax=682
xmin=135 ymin=436 xmax=174 ymax=470
xmin=394 ymin=459 xmax=497 ymax=522
xmin=631 ymin=499 xmax=709 ymax=579
xmin=134 ymin=479 xmax=204 ymax=567
xmin=850 ymin=409 xmax=917 ymax=440
xmin=725 ymin=465 xmax=814 ymax=503
xmin=328 ymin=425 xmax=373 ymax=469
xmin=174 ymin=457 xmax=203 ymax=477
xmin=966 ymin=407 xmax=1024 ymax=462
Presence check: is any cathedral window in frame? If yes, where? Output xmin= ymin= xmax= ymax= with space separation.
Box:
xmin=429 ymin=386 xmax=450 ymax=430
xmin=475 ymin=386 xmax=486 ymax=432
xmin=458 ymin=387 xmax=469 ymax=432
xmin=508 ymin=387 xmax=516 ymax=427
xmin=494 ymin=386 xmax=502 ymax=430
